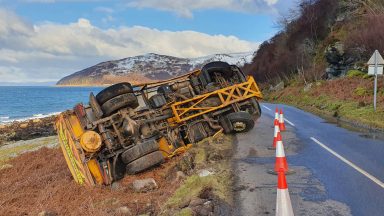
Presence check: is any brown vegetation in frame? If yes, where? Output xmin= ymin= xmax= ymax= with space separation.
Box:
xmin=243 ymin=0 xmax=384 ymax=84
xmin=0 ymin=147 xmax=183 ymax=215
xmin=243 ymin=0 xmax=338 ymax=83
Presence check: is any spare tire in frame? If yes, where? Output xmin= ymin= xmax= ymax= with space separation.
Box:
xmin=96 ymin=82 xmax=134 ymax=104
xmin=101 ymin=93 xmax=139 ymax=116
xmin=126 ymin=151 xmax=164 ymax=175
xmin=121 ymin=139 xmax=159 ymax=164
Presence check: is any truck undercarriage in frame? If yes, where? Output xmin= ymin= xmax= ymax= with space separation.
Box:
xmin=55 ymin=61 xmax=263 ymax=186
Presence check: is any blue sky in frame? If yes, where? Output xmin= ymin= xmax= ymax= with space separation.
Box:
xmin=0 ymin=0 xmax=296 ymax=83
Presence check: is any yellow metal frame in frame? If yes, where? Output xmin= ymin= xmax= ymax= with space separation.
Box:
xmin=171 ymin=76 xmax=263 ymax=123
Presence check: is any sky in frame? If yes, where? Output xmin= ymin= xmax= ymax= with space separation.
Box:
xmin=0 ymin=0 xmax=296 ymax=83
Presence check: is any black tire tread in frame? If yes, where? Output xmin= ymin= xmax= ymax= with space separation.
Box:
xmin=126 ymin=151 xmax=164 ymax=175
xmin=121 ymin=139 xmax=159 ymax=164
xmin=100 ymin=93 xmax=139 ymax=116
xmin=96 ymin=82 xmax=134 ymax=104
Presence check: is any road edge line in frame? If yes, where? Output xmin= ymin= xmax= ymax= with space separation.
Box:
xmin=262 ymin=105 xmax=272 ymax=111
xmin=310 ymin=137 xmax=384 ymax=189
xmin=284 ymin=118 xmax=295 ymax=126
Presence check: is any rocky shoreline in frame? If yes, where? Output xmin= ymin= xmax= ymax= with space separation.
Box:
xmin=0 ymin=116 xmax=57 ymax=146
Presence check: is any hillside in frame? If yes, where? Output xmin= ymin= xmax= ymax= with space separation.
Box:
xmin=57 ymin=52 xmax=254 ymax=86
xmin=243 ymin=0 xmax=384 ymax=83
xmin=244 ymin=0 xmax=384 ymax=130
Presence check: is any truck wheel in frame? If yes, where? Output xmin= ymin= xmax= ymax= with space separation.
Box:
xmin=201 ymin=61 xmax=233 ymax=82
xmin=121 ymin=139 xmax=159 ymax=164
xmin=96 ymin=82 xmax=134 ymax=104
xmin=226 ymin=111 xmax=254 ymax=133
xmin=126 ymin=151 xmax=164 ymax=175
xmin=100 ymin=93 xmax=139 ymax=116
xmin=111 ymin=154 xmax=125 ymax=181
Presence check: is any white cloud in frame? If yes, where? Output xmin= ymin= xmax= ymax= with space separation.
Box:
xmin=0 ymin=9 xmax=259 ymax=82
xmin=126 ymin=0 xmax=280 ymax=18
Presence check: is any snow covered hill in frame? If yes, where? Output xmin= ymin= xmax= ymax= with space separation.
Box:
xmin=56 ymin=52 xmax=254 ymax=86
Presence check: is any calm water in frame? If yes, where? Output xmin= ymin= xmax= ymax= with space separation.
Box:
xmin=0 ymin=86 xmax=104 ymax=123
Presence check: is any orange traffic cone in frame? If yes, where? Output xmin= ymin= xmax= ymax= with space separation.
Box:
xmin=276 ymin=171 xmax=294 ymax=216
xmin=268 ymin=119 xmax=280 ymax=150
xmin=268 ymin=132 xmax=295 ymax=175
xmin=275 ymin=132 xmax=288 ymax=173
xmin=279 ymin=109 xmax=286 ymax=131
xmin=275 ymin=107 xmax=279 ymax=120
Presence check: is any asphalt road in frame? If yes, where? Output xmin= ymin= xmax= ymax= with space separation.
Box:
xmin=234 ymin=103 xmax=384 ymax=216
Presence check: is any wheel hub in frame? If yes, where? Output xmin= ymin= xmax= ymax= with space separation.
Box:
xmin=233 ymin=122 xmax=246 ymax=132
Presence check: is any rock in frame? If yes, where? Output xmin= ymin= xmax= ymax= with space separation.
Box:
xmin=111 ymin=182 xmax=121 ymax=191
xmin=132 ymin=178 xmax=158 ymax=193
xmin=115 ymin=206 xmax=132 ymax=215
xmin=38 ymin=211 xmax=57 ymax=216
xmin=192 ymin=201 xmax=214 ymax=216
xmin=175 ymin=171 xmax=186 ymax=181
xmin=19 ymin=123 xmax=28 ymax=129
xmin=33 ymin=119 xmax=41 ymax=123
xmin=177 ymin=152 xmax=195 ymax=174
xmin=189 ymin=198 xmax=206 ymax=207
xmin=198 ymin=169 xmax=214 ymax=177
xmin=303 ymin=83 xmax=313 ymax=92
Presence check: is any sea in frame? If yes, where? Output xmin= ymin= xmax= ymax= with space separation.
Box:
xmin=0 ymin=86 xmax=104 ymax=123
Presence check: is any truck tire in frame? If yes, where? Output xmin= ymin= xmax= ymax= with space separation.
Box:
xmin=226 ymin=111 xmax=254 ymax=133
xmin=100 ymin=93 xmax=139 ymax=116
xmin=96 ymin=82 xmax=134 ymax=104
xmin=201 ymin=61 xmax=233 ymax=82
xmin=121 ymin=139 xmax=159 ymax=164
xmin=126 ymin=151 xmax=164 ymax=175
xmin=89 ymin=92 xmax=104 ymax=119
xmin=111 ymin=154 xmax=125 ymax=181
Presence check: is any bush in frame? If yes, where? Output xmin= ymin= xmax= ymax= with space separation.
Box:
xmin=347 ymin=70 xmax=365 ymax=78
xmin=354 ymin=87 xmax=369 ymax=96
xmin=363 ymin=74 xmax=372 ymax=79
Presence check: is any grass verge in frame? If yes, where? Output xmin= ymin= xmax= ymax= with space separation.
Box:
xmin=161 ymin=134 xmax=234 ymax=215
xmin=0 ymin=136 xmax=57 ymax=168
xmin=265 ymin=77 xmax=384 ymax=130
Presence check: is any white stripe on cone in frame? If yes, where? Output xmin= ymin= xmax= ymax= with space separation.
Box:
xmin=276 ymin=189 xmax=294 ymax=216
xmin=274 ymin=125 xmax=280 ymax=137
xmin=276 ymin=140 xmax=285 ymax=157
xmin=275 ymin=110 xmax=279 ymax=120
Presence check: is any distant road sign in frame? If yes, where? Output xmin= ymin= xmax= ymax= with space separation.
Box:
xmin=367 ymin=50 xmax=384 ymax=65
xmin=368 ymin=65 xmax=383 ymax=75
xmin=367 ymin=50 xmax=383 ymax=112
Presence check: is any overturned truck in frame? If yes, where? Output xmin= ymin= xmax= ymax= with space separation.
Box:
xmin=55 ymin=61 xmax=263 ymax=186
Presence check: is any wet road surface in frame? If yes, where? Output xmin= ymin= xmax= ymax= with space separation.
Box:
xmin=234 ymin=103 xmax=384 ymax=216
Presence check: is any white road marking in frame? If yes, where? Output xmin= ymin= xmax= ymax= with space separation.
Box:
xmin=310 ymin=137 xmax=384 ymax=189
xmin=261 ymin=104 xmax=295 ymax=127
xmin=284 ymin=118 xmax=295 ymax=127
xmin=262 ymin=105 xmax=272 ymax=111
